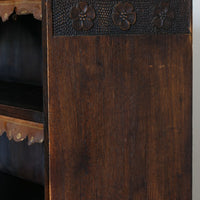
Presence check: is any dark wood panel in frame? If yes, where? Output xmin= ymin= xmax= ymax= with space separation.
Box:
xmin=46 ymin=34 xmax=192 ymax=200
xmin=42 ymin=0 xmax=49 ymax=197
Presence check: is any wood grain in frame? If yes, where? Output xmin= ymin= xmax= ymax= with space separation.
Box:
xmin=0 ymin=0 xmax=41 ymax=22
xmin=0 ymin=103 xmax=43 ymax=123
xmin=45 ymin=34 xmax=192 ymax=200
xmin=44 ymin=0 xmax=192 ymax=198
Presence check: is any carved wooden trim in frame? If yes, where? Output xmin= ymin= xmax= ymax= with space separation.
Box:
xmin=0 ymin=0 xmax=42 ymax=22
xmin=52 ymin=0 xmax=191 ymax=36
xmin=0 ymin=115 xmax=44 ymax=145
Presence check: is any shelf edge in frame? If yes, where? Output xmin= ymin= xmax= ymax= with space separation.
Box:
xmin=0 ymin=115 xmax=44 ymax=145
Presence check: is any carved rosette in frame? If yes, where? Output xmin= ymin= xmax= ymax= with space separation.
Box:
xmin=0 ymin=0 xmax=42 ymax=22
xmin=70 ymin=2 xmax=95 ymax=31
xmin=0 ymin=115 xmax=44 ymax=145
xmin=152 ymin=1 xmax=175 ymax=30
xmin=112 ymin=2 xmax=136 ymax=31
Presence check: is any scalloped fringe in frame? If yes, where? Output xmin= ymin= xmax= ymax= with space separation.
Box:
xmin=0 ymin=1 xmax=42 ymax=22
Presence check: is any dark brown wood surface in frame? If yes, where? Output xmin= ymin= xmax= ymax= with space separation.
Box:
xmin=0 ymin=103 xmax=43 ymax=123
xmin=45 ymin=33 xmax=192 ymax=200
xmin=45 ymin=1 xmax=192 ymax=200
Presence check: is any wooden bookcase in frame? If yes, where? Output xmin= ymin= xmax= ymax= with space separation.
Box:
xmin=0 ymin=0 xmax=192 ymax=200
xmin=0 ymin=0 xmax=44 ymax=199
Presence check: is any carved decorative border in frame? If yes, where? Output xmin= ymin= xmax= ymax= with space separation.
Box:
xmin=52 ymin=0 xmax=191 ymax=36
xmin=0 ymin=115 xmax=44 ymax=145
xmin=0 ymin=0 xmax=42 ymax=22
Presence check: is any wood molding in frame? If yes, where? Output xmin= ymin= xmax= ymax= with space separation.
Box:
xmin=0 ymin=115 xmax=44 ymax=145
xmin=0 ymin=0 xmax=42 ymax=22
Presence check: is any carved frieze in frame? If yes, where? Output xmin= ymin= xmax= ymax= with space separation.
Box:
xmin=52 ymin=0 xmax=191 ymax=36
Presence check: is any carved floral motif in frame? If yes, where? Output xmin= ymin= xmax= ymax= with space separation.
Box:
xmin=70 ymin=2 xmax=95 ymax=31
xmin=152 ymin=1 xmax=174 ymax=30
xmin=112 ymin=2 xmax=136 ymax=31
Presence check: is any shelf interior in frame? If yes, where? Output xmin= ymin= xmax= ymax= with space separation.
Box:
xmin=0 ymin=172 xmax=44 ymax=200
xmin=0 ymin=81 xmax=43 ymax=123
xmin=0 ymin=9 xmax=44 ymax=199
xmin=0 ymin=14 xmax=43 ymax=123
xmin=0 ymin=132 xmax=44 ymax=184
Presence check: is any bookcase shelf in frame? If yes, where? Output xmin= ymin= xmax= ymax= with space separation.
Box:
xmin=0 ymin=172 xmax=44 ymax=200
xmin=0 ymin=8 xmax=44 ymax=198
xmin=0 ymin=81 xmax=43 ymax=123
xmin=0 ymin=81 xmax=44 ymax=145
xmin=0 ymin=13 xmax=43 ymax=144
